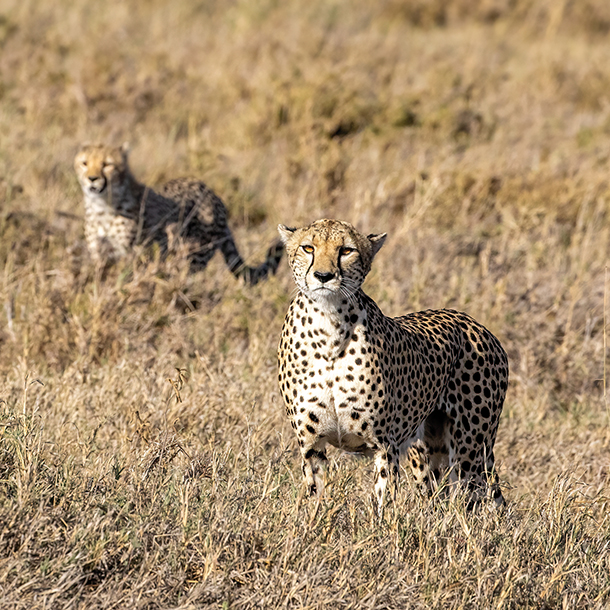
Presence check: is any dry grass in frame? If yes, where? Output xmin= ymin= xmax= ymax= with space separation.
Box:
xmin=1 ymin=0 xmax=610 ymax=607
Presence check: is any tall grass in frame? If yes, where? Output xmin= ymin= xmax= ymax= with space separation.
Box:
xmin=0 ymin=0 xmax=609 ymax=607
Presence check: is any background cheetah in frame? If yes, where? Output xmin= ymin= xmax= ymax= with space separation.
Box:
xmin=74 ymin=143 xmax=283 ymax=284
xmin=277 ymin=219 xmax=509 ymax=513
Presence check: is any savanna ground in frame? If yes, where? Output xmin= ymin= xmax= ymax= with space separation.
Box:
xmin=1 ymin=0 xmax=610 ymax=607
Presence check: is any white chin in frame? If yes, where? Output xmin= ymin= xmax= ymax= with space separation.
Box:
xmin=309 ymin=286 xmax=340 ymax=300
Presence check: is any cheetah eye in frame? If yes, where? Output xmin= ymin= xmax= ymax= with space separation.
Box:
xmin=301 ymin=245 xmax=314 ymax=254
xmin=340 ymin=247 xmax=355 ymax=256
xmin=81 ymin=160 xmax=87 ymax=167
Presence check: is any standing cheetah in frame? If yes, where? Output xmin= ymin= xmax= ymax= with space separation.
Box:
xmin=277 ymin=219 xmax=508 ymax=514
xmin=74 ymin=143 xmax=283 ymax=284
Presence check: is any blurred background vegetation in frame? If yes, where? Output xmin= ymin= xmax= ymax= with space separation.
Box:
xmin=0 ymin=0 xmax=609 ymax=607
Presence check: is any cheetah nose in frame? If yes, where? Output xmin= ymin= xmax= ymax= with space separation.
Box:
xmin=88 ymin=176 xmax=98 ymax=182
xmin=313 ymin=271 xmax=335 ymax=283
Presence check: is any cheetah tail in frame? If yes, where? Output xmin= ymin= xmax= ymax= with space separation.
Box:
xmin=219 ymin=232 xmax=284 ymax=285
xmin=238 ymin=239 xmax=284 ymax=286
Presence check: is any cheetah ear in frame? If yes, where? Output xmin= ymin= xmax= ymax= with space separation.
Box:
xmin=368 ymin=233 xmax=387 ymax=257
xmin=120 ymin=142 xmax=130 ymax=159
xmin=278 ymin=224 xmax=297 ymax=244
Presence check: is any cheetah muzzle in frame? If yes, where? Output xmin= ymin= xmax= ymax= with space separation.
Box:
xmin=277 ymin=219 xmax=508 ymax=515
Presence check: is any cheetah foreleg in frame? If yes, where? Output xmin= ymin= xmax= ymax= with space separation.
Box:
xmin=373 ymin=450 xmax=393 ymax=518
xmin=302 ymin=447 xmax=327 ymax=497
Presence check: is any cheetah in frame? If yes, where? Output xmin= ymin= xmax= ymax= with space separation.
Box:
xmin=277 ymin=219 xmax=508 ymax=514
xmin=74 ymin=143 xmax=283 ymax=284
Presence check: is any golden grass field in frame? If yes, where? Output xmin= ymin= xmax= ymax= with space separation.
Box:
xmin=1 ymin=0 xmax=610 ymax=607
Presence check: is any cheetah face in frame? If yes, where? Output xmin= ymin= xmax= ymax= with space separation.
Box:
xmin=278 ymin=219 xmax=386 ymax=304
xmin=74 ymin=143 xmax=129 ymax=202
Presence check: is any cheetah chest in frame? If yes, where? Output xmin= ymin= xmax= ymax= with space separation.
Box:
xmin=281 ymin=301 xmax=385 ymax=454
xmin=84 ymin=194 xmax=136 ymax=254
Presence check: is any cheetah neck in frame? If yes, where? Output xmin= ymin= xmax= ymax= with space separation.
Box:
xmin=82 ymin=172 xmax=146 ymax=219
xmin=296 ymin=289 xmax=368 ymax=361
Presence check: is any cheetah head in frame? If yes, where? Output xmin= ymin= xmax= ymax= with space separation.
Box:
xmin=74 ymin=143 xmax=130 ymax=205
xmin=278 ymin=219 xmax=386 ymax=304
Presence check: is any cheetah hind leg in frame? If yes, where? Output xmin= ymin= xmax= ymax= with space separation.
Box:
xmin=408 ymin=444 xmax=452 ymax=498
xmin=483 ymin=450 xmax=506 ymax=508
xmin=407 ymin=440 xmax=433 ymax=496
xmin=407 ymin=409 xmax=452 ymax=497
xmin=424 ymin=409 xmax=451 ymax=495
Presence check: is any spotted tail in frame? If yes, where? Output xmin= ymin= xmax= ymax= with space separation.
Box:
xmin=220 ymin=231 xmax=284 ymax=285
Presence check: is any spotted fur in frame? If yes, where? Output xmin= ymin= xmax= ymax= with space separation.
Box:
xmin=74 ymin=143 xmax=283 ymax=284
xmin=277 ymin=219 xmax=508 ymax=514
